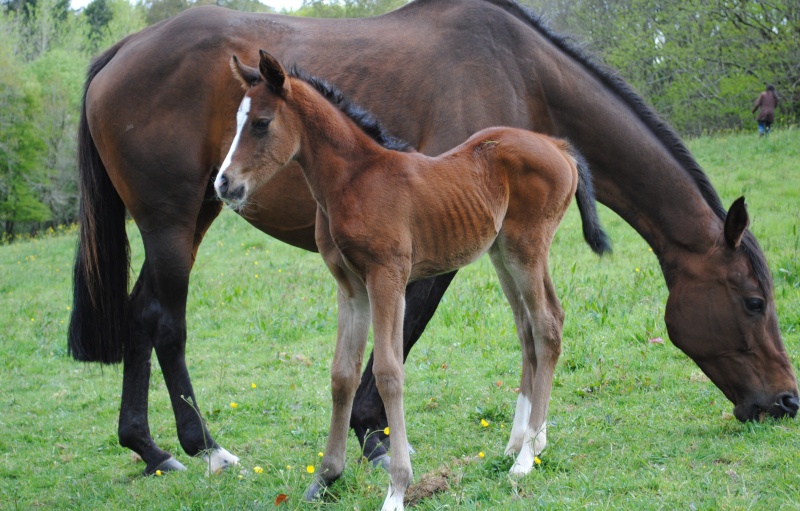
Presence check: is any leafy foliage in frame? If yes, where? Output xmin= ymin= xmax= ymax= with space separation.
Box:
xmin=521 ymin=0 xmax=800 ymax=134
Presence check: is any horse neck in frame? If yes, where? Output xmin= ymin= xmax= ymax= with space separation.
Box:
xmin=290 ymin=81 xmax=387 ymax=211
xmin=540 ymin=64 xmax=724 ymax=274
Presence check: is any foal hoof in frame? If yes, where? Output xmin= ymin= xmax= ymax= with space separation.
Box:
xmin=202 ymin=447 xmax=240 ymax=475
xmin=146 ymin=456 xmax=187 ymax=475
xmin=303 ymin=476 xmax=327 ymax=502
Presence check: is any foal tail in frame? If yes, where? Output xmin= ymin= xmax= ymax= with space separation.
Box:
xmin=568 ymin=146 xmax=612 ymax=255
xmin=67 ymin=43 xmax=130 ymax=364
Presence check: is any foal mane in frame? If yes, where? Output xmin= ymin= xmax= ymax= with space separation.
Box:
xmin=485 ymin=0 xmax=772 ymax=292
xmin=288 ymin=66 xmax=414 ymax=154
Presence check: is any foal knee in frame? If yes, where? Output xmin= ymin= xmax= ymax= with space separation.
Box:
xmin=330 ymin=369 xmax=360 ymax=406
xmin=372 ymin=364 xmax=404 ymax=402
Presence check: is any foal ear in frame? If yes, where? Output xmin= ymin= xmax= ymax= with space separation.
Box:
xmin=258 ymin=49 xmax=287 ymax=94
xmin=230 ymin=55 xmax=261 ymax=89
xmin=724 ymin=196 xmax=749 ymax=248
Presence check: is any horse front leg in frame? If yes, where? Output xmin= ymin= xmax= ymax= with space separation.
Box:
xmin=351 ymin=271 xmax=457 ymax=466
xmin=366 ymin=267 xmax=412 ymax=511
xmin=305 ymin=274 xmax=371 ymax=502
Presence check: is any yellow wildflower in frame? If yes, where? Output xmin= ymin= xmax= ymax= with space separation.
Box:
xmin=534 ymin=457 xmax=542 ymax=465
xmin=478 ymin=452 xmax=485 ymax=458
xmin=155 ymin=470 xmax=162 ymax=477
xmin=383 ymin=427 xmax=390 ymax=436
xmin=230 ymin=402 xmax=238 ymax=409
xmin=480 ymin=419 xmax=489 ymax=427
xmin=254 ymin=466 xmax=263 ymax=474
xmin=307 ymin=465 xmax=315 ymax=474
xmin=251 ymin=383 xmax=257 ymax=389
xmin=318 ymin=452 xmax=324 ymax=457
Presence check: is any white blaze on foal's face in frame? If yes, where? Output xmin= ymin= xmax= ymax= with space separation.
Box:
xmin=214 ymin=96 xmax=251 ymax=198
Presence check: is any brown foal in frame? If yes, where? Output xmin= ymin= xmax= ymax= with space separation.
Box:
xmin=215 ymin=51 xmax=610 ymax=510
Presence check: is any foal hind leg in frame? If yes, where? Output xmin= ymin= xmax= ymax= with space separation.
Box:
xmin=489 ymin=251 xmax=540 ymax=457
xmin=512 ymin=269 xmax=563 ymax=475
xmin=305 ymin=273 xmax=371 ymax=501
xmin=491 ymin=245 xmax=563 ymax=475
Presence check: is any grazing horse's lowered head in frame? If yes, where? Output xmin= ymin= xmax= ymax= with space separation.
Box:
xmin=664 ymin=197 xmax=798 ymax=421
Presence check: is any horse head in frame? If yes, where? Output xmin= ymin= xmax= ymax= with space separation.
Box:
xmin=214 ymin=50 xmax=299 ymax=210
xmin=664 ymin=197 xmax=799 ymax=421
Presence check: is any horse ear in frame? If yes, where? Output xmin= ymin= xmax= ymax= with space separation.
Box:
xmin=258 ymin=49 xmax=286 ymax=93
xmin=724 ymin=196 xmax=749 ymax=248
xmin=230 ymin=55 xmax=261 ymax=89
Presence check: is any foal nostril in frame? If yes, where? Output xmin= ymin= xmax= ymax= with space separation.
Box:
xmin=777 ymin=393 xmax=800 ymax=417
xmin=217 ymin=175 xmax=229 ymax=196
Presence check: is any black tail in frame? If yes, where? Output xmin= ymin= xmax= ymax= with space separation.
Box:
xmin=67 ymin=44 xmax=130 ymax=364
xmin=568 ymin=146 xmax=612 ymax=255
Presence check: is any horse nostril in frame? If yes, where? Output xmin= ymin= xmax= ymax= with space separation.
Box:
xmin=217 ymin=175 xmax=229 ymax=195
xmin=777 ymin=393 xmax=799 ymax=416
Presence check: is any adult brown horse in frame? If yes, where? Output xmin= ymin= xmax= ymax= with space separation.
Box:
xmin=217 ymin=50 xmax=610 ymax=507
xmin=70 ymin=0 xmax=798 ymax=475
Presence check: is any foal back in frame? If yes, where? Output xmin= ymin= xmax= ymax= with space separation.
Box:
xmin=400 ymin=127 xmax=579 ymax=279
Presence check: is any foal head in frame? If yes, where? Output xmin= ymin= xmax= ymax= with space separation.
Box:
xmin=215 ymin=50 xmax=300 ymax=210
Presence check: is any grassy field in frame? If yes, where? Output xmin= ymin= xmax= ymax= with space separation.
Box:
xmin=1 ymin=128 xmax=799 ymax=510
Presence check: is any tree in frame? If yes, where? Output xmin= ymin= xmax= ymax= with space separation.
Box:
xmin=521 ymin=0 xmax=799 ymax=134
xmin=84 ymin=0 xmax=113 ymax=51
xmin=295 ymin=0 xmax=406 ymax=18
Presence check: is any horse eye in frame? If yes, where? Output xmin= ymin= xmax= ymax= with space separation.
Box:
xmin=252 ymin=118 xmax=271 ymax=132
xmin=744 ymin=298 xmax=764 ymax=313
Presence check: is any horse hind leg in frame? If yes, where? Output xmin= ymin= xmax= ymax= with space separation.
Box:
xmin=491 ymin=244 xmax=561 ymax=475
xmin=121 ymin=200 xmax=238 ymax=475
xmin=119 ymin=265 xmax=187 ymax=474
xmin=489 ymin=250 xmax=540 ymax=457
xmin=511 ymin=269 xmax=563 ymax=476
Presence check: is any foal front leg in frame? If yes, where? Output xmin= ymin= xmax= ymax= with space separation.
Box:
xmin=305 ymin=275 xmax=371 ymax=501
xmin=367 ymin=267 xmax=412 ymax=511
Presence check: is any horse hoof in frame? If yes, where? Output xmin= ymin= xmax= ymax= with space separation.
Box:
xmin=304 ymin=476 xmax=326 ymax=502
xmin=508 ymin=460 xmax=533 ymax=476
xmin=202 ymin=447 xmax=240 ymax=475
xmin=146 ymin=456 xmax=187 ymax=475
xmin=371 ymin=453 xmax=391 ymax=470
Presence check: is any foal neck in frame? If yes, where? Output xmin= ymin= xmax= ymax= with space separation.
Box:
xmin=290 ymin=78 xmax=396 ymax=206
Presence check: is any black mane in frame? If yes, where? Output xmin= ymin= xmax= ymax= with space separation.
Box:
xmin=489 ymin=0 xmax=772 ymax=292
xmin=288 ymin=66 xmax=414 ymax=154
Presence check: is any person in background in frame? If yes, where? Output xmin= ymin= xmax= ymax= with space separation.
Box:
xmin=752 ymin=84 xmax=778 ymax=137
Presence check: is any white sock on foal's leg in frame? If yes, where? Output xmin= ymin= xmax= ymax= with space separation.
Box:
xmin=509 ymin=422 xmax=546 ymax=476
xmin=505 ymin=393 xmax=533 ymax=455
xmin=381 ymin=484 xmax=405 ymax=511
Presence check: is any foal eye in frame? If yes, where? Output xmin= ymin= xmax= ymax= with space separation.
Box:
xmin=744 ymin=298 xmax=764 ymax=313
xmin=252 ymin=118 xmax=271 ymax=132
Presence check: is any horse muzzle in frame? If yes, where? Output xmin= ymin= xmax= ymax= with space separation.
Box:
xmin=215 ymin=174 xmax=246 ymax=209
xmin=733 ymin=392 xmax=799 ymax=422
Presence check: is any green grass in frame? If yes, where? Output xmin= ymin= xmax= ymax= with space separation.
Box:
xmin=1 ymin=128 xmax=799 ymax=510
